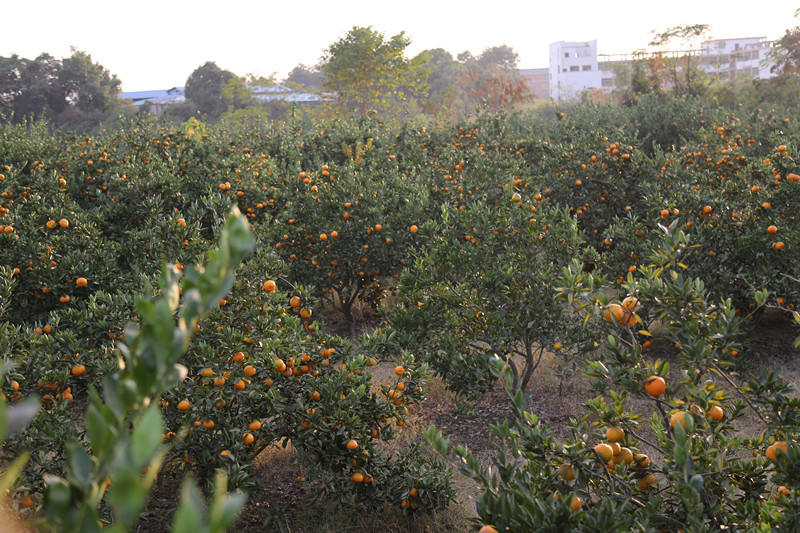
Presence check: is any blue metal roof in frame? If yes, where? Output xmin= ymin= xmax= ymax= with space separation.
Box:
xmin=119 ymin=87 xmax=185 ymax=105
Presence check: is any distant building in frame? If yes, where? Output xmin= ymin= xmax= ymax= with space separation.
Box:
xmin=118 ymin=84 xmax=332 ymax=114
xmin=699 ymin=37 xmax=775 ymax=81
xmin=548 ymin=40 xmax=602 ymax=100
xmin=525 ymin=37 xmax=777 ymax=101
xmin=118 ymin=87 xmax=185 ymax=114
xmin=249 ymin=85 xmax=334 ymax=103
xmin=518 ymin=68 xmax=550 ymax=99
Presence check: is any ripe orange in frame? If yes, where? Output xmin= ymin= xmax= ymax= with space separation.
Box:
xmin=243 ymin=365 xmax=256 ymax=377
xmin=604 ymin=304 xmax=624 ymax=324
xmin=709 ymin=406 xmax=724 ymax=421
xmin=766 ymin=441 xmax=788 ymax=461
xmin=46 ymin=220 xmax=56 ymax=229
xmin=660 ymin=209 xmax=669 ymax=219
xmin=702 ymin=205 xmax=712 ymax=215
xmin=177 ymin=399 xmax=191 ymax=411
xmin=76 ymin=277 xmax=88 ymax=287
xmin=262 ymin=279 xmax=276 ymax=292
xmin=20 ymin=496 xmax=35 ymax=508
xmin=346 ymin=439 xmax=359 ymax=450
xmin=243 ymin=433 xmax=255 ymax=445
xmin=670 ymin=411 xmax=688 ymax=430
xmin=569 ymin=495 xmax=582 ymax=510
xmin=773 ymin=241 xmax=785 ymax=251
xmin=200 ymin=368 xmax=214 ymax=378
xmin=351 ymin=472 xmax=364 ymax=483
xmin=558 ymin=464 xmax=575 ymax=481
xmin=233 ymin=351 xmax=245 ymax=362
xmin=621 ymin=296 xmax=639 ymax=312
xmin=767 ymin=225 xmax=778 ymax=234
xmin=290 ymin=296 xmax=301 ymax=307
xmin=394 ymin=365 xmax=405 ymax=376
xmin=71 ymin=364 xmax=86 ymax=377
xmin=645 ymin=376 xmax=666 ymax=397
xmin=410 ymin=224 xmax=419 ymax=234
xmin=249 ymin=420 xmax=262 ymax=431
xmin=58 ymin=218 xmax=69 ymax=228
xmin=594 ymin=443 xmax=613 ymax=462
xmin=478 ymin=526 xmax=499 ymax=533
xmin=639 ymin=474 xmax=658 ymax=490
xmin=606 ymin=427 xmax=625 ymax=443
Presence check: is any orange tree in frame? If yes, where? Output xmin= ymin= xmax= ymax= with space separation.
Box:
xmin=2 ymin=210 xmax=251 ymax=531
xmin=386 ymin=196 xmax=588 ymax=401
xmin=266 ymin=157 xmax=429 ymax=330
xmin=159 ymin=241 xmax=453 ymax=511
xmin=600 ymin=130 xmax=800 ymax=314
xmin=427 ymin=221 xmax=800 ymax=531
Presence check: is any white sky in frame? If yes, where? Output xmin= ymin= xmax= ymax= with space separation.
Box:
xmin=1 ymin=0 xmax=796 ymax=91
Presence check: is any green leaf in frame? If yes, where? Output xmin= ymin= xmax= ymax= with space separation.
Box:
xmin=172 ymin=478 xmax=206 ymax=533
xmin=66 ymin=440 xmax=93 ymax=488
xmin=0 ymin=452 xmax=30 ymax=492
xmin=208 ymin=472 xmax=246 ymax=533
xmin=131 ymin=405 xmax=163 ymax=468
xmin=4 ymin=396 xmax=39 ymax=436
xmin=87 ymin=404 xmax=113 ymax=457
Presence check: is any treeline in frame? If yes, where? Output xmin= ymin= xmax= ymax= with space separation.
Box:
xmin=0 ymin=50 xmax=124 ymax=130
xmin=3 ymin=19 xmax=800 ymax=132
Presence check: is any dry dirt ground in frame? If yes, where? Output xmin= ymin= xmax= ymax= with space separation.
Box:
xmin=138 ymin=312 xmax=799 ymax=532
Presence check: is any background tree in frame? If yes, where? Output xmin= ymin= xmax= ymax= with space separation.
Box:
xmin=648 ymin=24 xmax=711 ymax=96
xmin=418 ymin=49 xmax=468 ymax=119
xmin=57 ymin=50 xmax=121 ymax=112
xmin=321 ymin=26 xmax=430 ymax=119
xmin=458 ymin=45 xmax=532 ymax=110
xmin=220 ymin=75 xmax=252 ymax=113
xmin=0 ymin=50 xmax=120 ymax=128
xmin=184 ymin=61 xmax=234 ymax=119
xmin=771 ymin=9 xmax=800 ymax=77
xmin=286 ymin=64 xmax=325 ymax=91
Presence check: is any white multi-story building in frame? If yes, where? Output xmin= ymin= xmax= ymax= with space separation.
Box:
xmin=543 ymin=37 xmax=776 ymax=100
xmin=548 ymin=40 xmax=602 ymax=100
xmin=699 ymin=37 xmax=775 ymax=80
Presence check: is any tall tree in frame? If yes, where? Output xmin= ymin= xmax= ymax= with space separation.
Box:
xmin=286 ymin=64 xmax=325 ymax=91
xmin=0 ymin=51 xmax=120 ymax=126
xmin=185 ymin=61 xmax=234 ymax=119
xmin=321 ymin=26 xmax=430 ymax=118
xmin=647 ymin=24 xmax=711 ymax=97
xmin=771 ymin=9 xmax=800 ymax=77
xmin=57 ymin=49 xmax=121 ymax=112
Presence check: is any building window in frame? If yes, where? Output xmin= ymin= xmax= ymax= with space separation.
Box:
xmin=570 ymin=66 xmax=579 ymax=72
xmin=582 ymin=65 xmax=592 ymax=71
xmin=564 ymin=52 xmax=569 ymax=58
xmin=562 ymin=68 xmax=567 ymax=72
xmin=602 ymin=78 xmax=614 ymax=87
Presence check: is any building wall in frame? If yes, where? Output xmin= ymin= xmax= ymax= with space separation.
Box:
xmin=519 ymin=68 xmax=550 ymax=99
xmin=540 ymin=37 xmax=776 ymax=101
xmin=548 ymin=41 xmax=602 ymax=100
xmin=700 ymin=37 xmax=775 ymax=80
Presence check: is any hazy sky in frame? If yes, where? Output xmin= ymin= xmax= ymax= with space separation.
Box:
xmin=2 ymin=0 xmax=796 ymax=91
